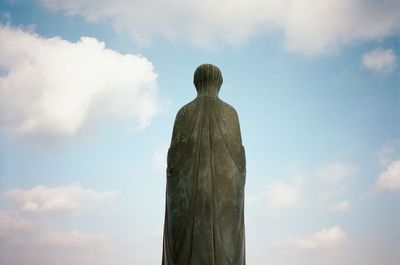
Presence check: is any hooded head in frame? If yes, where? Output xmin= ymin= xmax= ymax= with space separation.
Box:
xmin=193 ymin=64 xmax=223 ymax=98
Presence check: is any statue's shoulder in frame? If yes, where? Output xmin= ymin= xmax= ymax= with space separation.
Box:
xmin=218 ymin=99 xmax=238 ymax=117
xmin=175 ymin=99 xmax=196 ymax=119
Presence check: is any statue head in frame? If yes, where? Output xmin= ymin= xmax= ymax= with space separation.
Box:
xmin=193 ymin=64 xmax=223 ymax=98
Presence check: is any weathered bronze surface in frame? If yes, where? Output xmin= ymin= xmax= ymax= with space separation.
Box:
xmin=162 ymin=64 xmax=246 ymax=265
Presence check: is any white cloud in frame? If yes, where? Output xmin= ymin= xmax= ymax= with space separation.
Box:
xmin=266 ymin=181 xmax=301 ymax=209
xmin=376 ymin=160 xmax=400 ymax=191
xmin=274 ymin=226 xmax=346 ymax=250
xmin=362 ymin=48 xmax=397 ymax=74
xmin=3 ymin=184 xmax=116 ymax=213
xmin=0 ymin=26 xmax=160 ymax=140
xmin=329 ymin=200 xmax=351 ymax=212
xmin=39 ymin=0 xmax=400 ymax=55
xmin=282 ymin=0 xmax=400 ymax=55
xmin=316 ymin=162 xmax=358 ymax=184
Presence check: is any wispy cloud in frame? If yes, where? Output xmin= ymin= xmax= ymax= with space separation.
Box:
xmin=0 ymin=184 xmax=120 ymax=265
xmin=266 ymin=181 xmax=301 ymax=210
xmin=38 ymin=230 xmax=108 ymax=249
xmin=374 ymin=140 xmax=400 ymax=192
xmin=274 ymin=226 xmax=346 ymax=250
xmin=39 ymin=0 xmax=400 ymax=55
xmin=245 ymin=193 xmax=259 ymax=205
xmin=3 ymin=184 xmax=116 ymax=213
xmin=152 ymin=142 xmax=169 ymax=170
xmin=378 ymin=139 xmax=400 ymax=166
xmin=0 ymin=26 xmax=160 ymax=141
xmin=0 ymin=211 xmax=32 ymax=237
xmin=316 ymin=162 xmax=358 ymax=184
xmin=376 ymin=160 xmax=400 ymax=191
xmin=329 ymin=200 xmax=351 ymax=212
xmin=362 ymin=48 xmax=397 ymax=74
xmin=0 ymin=211 xmax=113 ymax=265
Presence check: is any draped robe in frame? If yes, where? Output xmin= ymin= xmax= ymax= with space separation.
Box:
xmin=162 ymin=69 xmax=246 ymax=265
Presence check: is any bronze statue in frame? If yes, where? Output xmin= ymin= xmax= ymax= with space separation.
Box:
xmin=162 ymin=64 xmax=246 ymax=265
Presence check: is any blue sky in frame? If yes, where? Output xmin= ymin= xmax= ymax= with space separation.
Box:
xmin=0 ymin=1 xmax=399 ymax=265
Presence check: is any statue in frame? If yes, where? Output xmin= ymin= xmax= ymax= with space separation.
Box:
xmin=162 ymin=64 xmax=246 ymax=265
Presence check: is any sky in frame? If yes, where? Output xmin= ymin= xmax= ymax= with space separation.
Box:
xmin=0 ymin=0 xmax=399 ymax=264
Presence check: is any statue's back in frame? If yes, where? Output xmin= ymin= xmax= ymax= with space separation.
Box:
xmin=162 ymin=64 xmax=246 ymax=265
